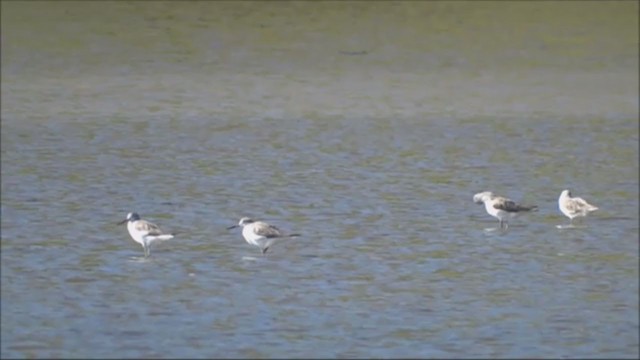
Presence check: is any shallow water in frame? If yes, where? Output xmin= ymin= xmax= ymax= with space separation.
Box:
xmin=1 ymin=2 xmax=638 ymax=358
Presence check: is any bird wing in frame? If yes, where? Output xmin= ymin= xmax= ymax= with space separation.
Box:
xmin=493 ymin=197 xmax=516 ymax=211
xmin=567 ymin=197 xmax=592 ymax=211
xmin=253 ymin=222 xmax=283 ymax=238
xmin=494 ymin=198 xmax=535 ymax=212
xmin=135 ymin=220 xmax=164 ymax=236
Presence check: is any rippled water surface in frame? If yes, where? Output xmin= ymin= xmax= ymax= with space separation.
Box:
xmin=2 ymin=2 xmax=638 ymax=358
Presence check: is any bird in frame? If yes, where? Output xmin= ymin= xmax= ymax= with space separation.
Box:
xmin=473 ymin=191 xmax=538 ymax=229
xmin=227 ymin=217 xmax=300 ymax=254
xmin=118 ymin=212 xmax=174 ymax=257
xmin=558 ymin=189 xmax=598 ymax=227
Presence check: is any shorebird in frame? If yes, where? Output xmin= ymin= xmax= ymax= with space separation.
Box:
xmin=227 ymin=217 xmax=300 ymax=254
xmin=473 ymin=191 xmax=538 ymax=229
xmin=558 ymin=189 xmax=598 ymax=227
xmin=118 ymin=212 xmax=174 ymax=257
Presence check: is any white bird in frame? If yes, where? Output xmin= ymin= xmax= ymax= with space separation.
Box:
xmin=473 ymin=191 xmax=538 ymax=229
xmin=558 ymin=189 xmax=598 ymax=227
xmin=118 ymin=212 xmax=174 ymax=257
xmin=227 ymin=217 xmax=300 ymax=254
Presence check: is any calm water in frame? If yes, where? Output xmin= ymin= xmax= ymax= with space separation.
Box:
xmin=1 ymin=2 xmax=638 ymax=358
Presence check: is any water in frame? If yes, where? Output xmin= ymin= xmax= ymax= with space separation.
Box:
xmin=1 ymin=2 xmax=638 ymax=358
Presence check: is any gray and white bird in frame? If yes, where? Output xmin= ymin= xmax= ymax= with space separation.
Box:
xmin=558 ymin=189 xmax=598 ymax=227
xmin=473 ymin=191 xmax=538 ymax=229
xmin=118 ymin=212 xmax=174 ymax=257
xmin=227 ymin=217 xmax=300 ymax=254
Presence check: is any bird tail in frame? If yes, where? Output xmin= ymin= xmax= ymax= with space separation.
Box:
xmin=587 ymin=205 xmax=599 ymax=212
xmin=157 ymin=234 xmax=175 ymax=241
xmin=287 ymin=233 xmax=301 ymax=238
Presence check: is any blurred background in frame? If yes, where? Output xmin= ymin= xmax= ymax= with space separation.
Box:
xmin=2 ymin=1 xmax=638 ymax=358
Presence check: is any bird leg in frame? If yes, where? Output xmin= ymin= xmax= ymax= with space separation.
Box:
xmin=499 ymin=219 xmax=509 ymax=230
